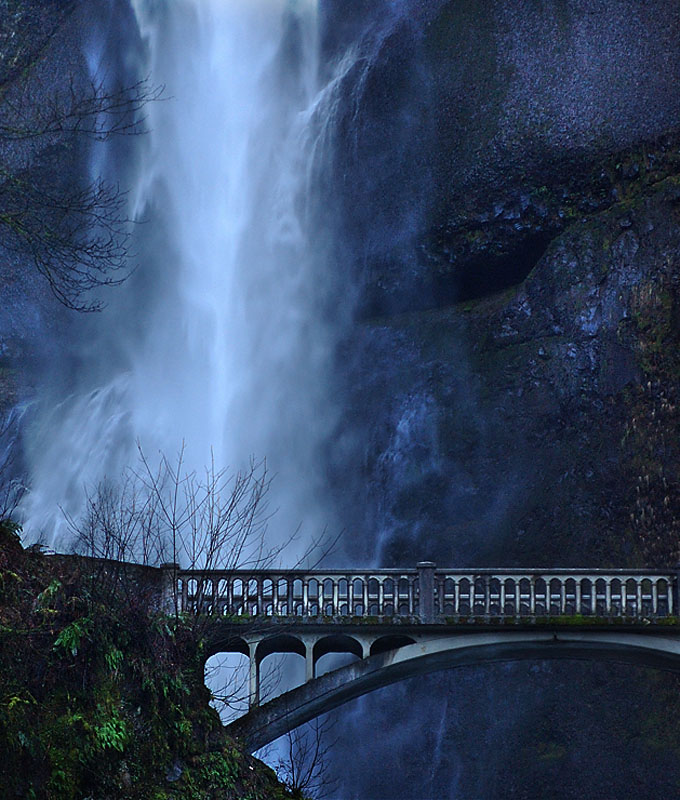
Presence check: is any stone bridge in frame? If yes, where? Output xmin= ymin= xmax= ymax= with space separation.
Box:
xmin=168 ymin=563 xmax=680 ymax=751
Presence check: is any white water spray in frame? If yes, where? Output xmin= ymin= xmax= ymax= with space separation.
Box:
xmin=21 ymin=0 xmax=346 ymax=559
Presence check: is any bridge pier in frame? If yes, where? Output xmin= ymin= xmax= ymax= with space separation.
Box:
xmin=248 ymin=642 xmax=259 ymax=708
xmin=305 ymin=642 xmax=314 ymax=683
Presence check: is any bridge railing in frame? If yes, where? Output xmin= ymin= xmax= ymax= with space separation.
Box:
xmin=173 ymin=564 xmax=677 ymax=621
xmin=176 ymin=568 xmax=419 ymax=618
xmin=433 ymin=569 xmax=674 ymax=619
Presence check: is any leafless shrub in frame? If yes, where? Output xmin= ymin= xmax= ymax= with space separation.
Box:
xmin=68 ymin=442 xmax=281 ymax=576
xmin=274 ymin=717 xmax=339 ymax=799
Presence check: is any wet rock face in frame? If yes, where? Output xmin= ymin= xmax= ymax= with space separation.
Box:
xmin=329 ymin=68 xmax=680 ymax=793
xmin=334 ymin=178 xmax=680 ymax=570
xmin=326 ymin=0 xmax=680 ymax=571
xmin=330 ymin=0 xmax=680 ymax=313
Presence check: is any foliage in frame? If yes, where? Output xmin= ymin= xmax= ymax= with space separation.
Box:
xmin=0 ymin=527 xmax=296 ymax=799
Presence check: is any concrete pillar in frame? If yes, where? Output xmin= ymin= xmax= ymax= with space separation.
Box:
xmin=652 ymin=581 xmax=659 ymax=616
xmin=249 ymin=642 xmax=260 ymax=708
xmin=305 ymin=642 xmax=314 ymax=683
xmin=160 ymin=562 xmax=180 ymax=615
xmin=673 ymin=565 xmax=680 ymax=615
xmin=417 ymin=562 xmax=436 ymax=623
xmin=287 ymin=578 xmax=294 ymax=616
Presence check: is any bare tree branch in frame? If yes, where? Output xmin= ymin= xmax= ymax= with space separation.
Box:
xmin=0 ymin=75 xmax=164 ymax=142
xmin=0 ymin=9 xmax=164 ymax=310
xmin=275 ymin=717 xmax=339 ymax=799
xmin=0 ymin=169 xmax=132 ymax=310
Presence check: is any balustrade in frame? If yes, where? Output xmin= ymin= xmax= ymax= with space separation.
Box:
xmin=174 ymin=566 xmax=675 ymax=621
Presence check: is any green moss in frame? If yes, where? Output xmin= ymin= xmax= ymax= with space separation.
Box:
xmin=0 ymin=536 xmax=295 ymax=799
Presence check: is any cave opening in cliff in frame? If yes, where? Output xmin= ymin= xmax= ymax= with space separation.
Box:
xmin=437 ymin=232 xmax=554 ymax=306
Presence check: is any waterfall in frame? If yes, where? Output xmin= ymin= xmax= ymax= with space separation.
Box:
xmin=20 ymin=0 xmax=346 ymax=559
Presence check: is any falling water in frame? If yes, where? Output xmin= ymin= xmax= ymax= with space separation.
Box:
xmin=21 ymin=0 xmax=347 ymax=559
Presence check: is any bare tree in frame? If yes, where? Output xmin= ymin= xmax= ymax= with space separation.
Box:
xmin=66 ymin=444 xmax=304 ymax=718
xmin=70 ymin=443 xmax=279 ymax=573
xmin=67 ymin=443 xmax=337 ymax=721
xmin=274 ymin=717 xmax=338 ymax=799
xmin=0 ymin=4 xmax=163 ymax=310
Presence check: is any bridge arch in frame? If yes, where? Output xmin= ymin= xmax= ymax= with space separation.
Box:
xmin=370 ymin=634 xmax=416 ymax=656
xmin=227 ymin=630 xmax=680 ymax=752
xmin=204 ymin=635 xmax=249 ymax=659
xmin=256 ymin=634 xmax=305 ymax=663
xmin=313 ymin=634 xmax=363 ymax=664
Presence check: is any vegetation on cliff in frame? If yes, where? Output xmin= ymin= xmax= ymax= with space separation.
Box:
xmin=0 ymin=520 xmax=294 ymax=799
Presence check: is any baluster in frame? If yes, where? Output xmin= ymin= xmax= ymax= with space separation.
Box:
xmin=256 ymin=578 xmax=263 ymax=616
xmin=287 ymin=578 xmax=294 ymax=616
xmin=484 ymin=576 xmax=491 ymax=616
xmin=620 ymin=579 xmax=626 ymax=615
xmin=317 ymin=577 xmax=324 ymax=615
xmin=363 ymin=576 xmax=369 ymax=616
xmin=499 ymin=580 xmax=506 ymax=616
xmin=667 ymin=579 xmax=673 ymax=615
xmin=272 ymin=578 xmax=279 ymax=614
xmin=652 ymin=580 xmax=659 ymax=616
xmin=302 ymin=579 xmax=308 ymax=615
xmin=530 ymin=578 xmax=536 ymax=616
xmin=333 ymin=580 xmax=339 ymax=615
xmin=636 ymin=579 xmax=642 ymax=617
xmin=378 ymin=579 xmax=384 ymax=615
xmin=226 ymin=579 xmax=233 ymax=615
xmin=605 ymin=580 xmax=612 ymax=615
xmin=575 ymin=579 xmax=581 ymax=615
xmin=348 ymin=576 xmax=354 ymax=614
xmin=515 ymin=581 xmax=520 ymax=615
xmin=559 ymin=580 xmax=565 ymax=614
